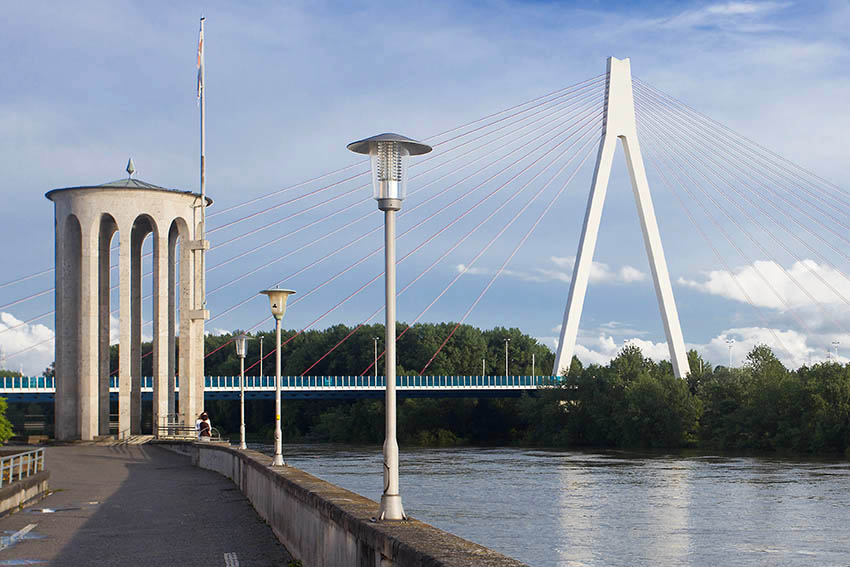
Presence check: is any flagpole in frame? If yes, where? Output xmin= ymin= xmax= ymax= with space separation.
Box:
xmin=199 ymin=17 xmax=206 ymax=310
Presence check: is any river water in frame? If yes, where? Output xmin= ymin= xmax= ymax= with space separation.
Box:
xmin=271 ymin=444 xmax=850 ymax=566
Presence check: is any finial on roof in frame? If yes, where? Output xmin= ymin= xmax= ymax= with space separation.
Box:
xmin=126 ymin=158 xmax=136 ymax=178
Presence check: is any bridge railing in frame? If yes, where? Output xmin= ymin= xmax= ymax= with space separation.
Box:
xmin=1 ymin=375 xmax=563 ymax=393
xmin=202 ymin=375 xmax=558 ymax=390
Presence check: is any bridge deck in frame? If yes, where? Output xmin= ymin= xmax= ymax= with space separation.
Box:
xmin=0 ymin=375 xmax=560 ymax=402
xmin=0 ymin=444 xmax=292 ymax=566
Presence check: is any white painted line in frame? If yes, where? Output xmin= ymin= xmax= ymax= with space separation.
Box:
xmin=0 ymin=523 xmax=38 ymax=550
xmin=223 ymin=552 xmax=239 ymax=567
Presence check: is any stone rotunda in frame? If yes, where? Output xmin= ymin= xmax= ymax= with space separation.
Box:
xmin=46 ymin=167 xmax=210 ymax=440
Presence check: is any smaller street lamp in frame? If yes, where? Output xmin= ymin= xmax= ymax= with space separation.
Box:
xmin=234 ymin=334 xmax=251 ymax=450
xmin=260 ymin=288 xmax=296 ymax=466
xmin=504 ymin=338 xmax=511 ymax=376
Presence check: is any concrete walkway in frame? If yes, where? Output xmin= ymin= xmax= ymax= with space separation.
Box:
xmin=0 ymin=444 xmax=293 ymax=566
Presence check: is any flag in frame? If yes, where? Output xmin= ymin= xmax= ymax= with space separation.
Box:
xmin=197 ymin=18 xmax=205 ymax=101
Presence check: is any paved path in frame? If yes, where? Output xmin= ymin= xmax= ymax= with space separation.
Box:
xmin=0 ymin=444 xmax=292 ymax=566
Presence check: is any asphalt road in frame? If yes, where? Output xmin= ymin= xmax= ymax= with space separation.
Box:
xmin=0 ymin=444 xmax=293 ymax=566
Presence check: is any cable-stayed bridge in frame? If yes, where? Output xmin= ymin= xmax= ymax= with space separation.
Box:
xmin=2 ymin=56 xmax=849 ymax=391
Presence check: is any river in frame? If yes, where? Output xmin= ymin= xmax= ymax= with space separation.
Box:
xmin=271 ymin=445 xmax=850 ymax=566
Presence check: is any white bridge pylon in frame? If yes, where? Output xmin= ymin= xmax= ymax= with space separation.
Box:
xmin=553 ymin=57 xmax=691 ymax=378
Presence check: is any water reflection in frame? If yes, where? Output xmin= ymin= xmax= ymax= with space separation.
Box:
xmin=275 ymin=445 xmax=850 ymax=567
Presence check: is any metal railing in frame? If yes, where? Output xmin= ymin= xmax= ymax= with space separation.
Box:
xmin=0 ymin=448 xmax=45 ymax=488
xmin=0 ymin=375 xmax=560 ymax=394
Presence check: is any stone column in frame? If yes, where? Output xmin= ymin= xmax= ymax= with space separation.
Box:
xmin=178 ymin=227 xmax=197 ymax=429
xmin=54 ymin=214 xmax=80 ymax=440
xmin=118 ymin=229 xmax=132 ymax=439
xmin=78 ymin=217 xmax=100 ymax=440
xmin=152 ymin=227 xmax=169 ymax=435
xmin=167 ymin=226 xmax=178 ymax=420
xmin=130 ymin=224 xmax=146 ymax=435
xmin=98 ymin=217 xmax=116 ymax=436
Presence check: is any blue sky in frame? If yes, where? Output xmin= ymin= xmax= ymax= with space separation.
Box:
xmin=1 ymin=1 xmax=849 ymax=374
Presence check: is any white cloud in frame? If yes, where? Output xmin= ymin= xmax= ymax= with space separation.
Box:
xmin=0 ymin=312 xmax=54 ymax=376
xmin=569 ymin=324 xmax=843 ymax=370
xmin=659 ymin=1 xmax=789 ymax=30
xmin=459 ymin=257 xmax=647 ymax=285
xmin=679 ymin=259 xmax=850 ymax=310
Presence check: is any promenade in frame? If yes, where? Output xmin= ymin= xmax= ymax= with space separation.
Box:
xmin=0 ymin=444 xmax=292 ymax=566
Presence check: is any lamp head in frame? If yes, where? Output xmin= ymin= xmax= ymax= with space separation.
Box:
xmin=234 ymin=334 xmax=251 ymax=358
xmin=346 ymin=133 xmax=431 ymax=203
xmin=260 ymin=288 xmax=296 ymax=320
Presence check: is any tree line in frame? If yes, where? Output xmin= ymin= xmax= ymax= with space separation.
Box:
xmin=4 ymin=322 xmax=848 ymax=456
xmin=198 ymin=324 xmax=850 ymax=456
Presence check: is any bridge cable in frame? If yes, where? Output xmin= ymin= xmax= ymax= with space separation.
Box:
xmin=634 ymin=93 xmax=850 ymax=306
xmin=634 ymin=82 xmax=850 ymax=236
xmin=640 ymin=143 xmax=793 ymax=358
xmin=634 ymin=78 xmax=850 ymax=216
xmin=636 ymin=99 xmax=850 ymax=336
xmin=638 ymin=119 xmax=819 ymax=338
xmin=202 ymin=98 xmax=606 ymax=336
xmin=233 ymin=111 xmax=605 ymax=371
xmin=0 ymin=80 xmax=606 ymax=312
xmin=303 ymin=124 xmax=602 ymax=376
xmin=100 ymin=94 xmax=608 ymax=372
xmin=418 ymin=141 xmax=599 ymax=375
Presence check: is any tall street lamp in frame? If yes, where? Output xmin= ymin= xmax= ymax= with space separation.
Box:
xmin=260 ymin=288 xmax=296 ymax=466
xmin=348 ymin=132 xmax=432 ymax=521
xmin=234 ymin=334 xmax=251 ymax=450
xmin=504 ymin=338 xmax=511 ymax=376
xmin=374 ymin=337 xmax=379 ymax=380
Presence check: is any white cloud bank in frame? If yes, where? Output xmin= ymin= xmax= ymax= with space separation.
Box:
xmin=0 ymin=312 xmax=54 ymax=376
xmin=548 ymin=324 xmax=843 ymax=371
xmin=679 ymin=259 xmax=850 ymax=310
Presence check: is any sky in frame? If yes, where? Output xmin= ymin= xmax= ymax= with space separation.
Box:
xmin=1 ymin=0 xmax=849 ymax=375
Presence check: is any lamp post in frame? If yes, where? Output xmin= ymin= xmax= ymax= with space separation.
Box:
xmin=726 ymin=338 xmax=735 ymax=368
xmin=532 ymin=353 xmax=535 ymax=377
xmin=348 ymin=132 xmax=432 ymax=521
xmin=234 ymin=334 xmax=251 ymax=450
xmin=482 ymin=358 xmax=485 ymax=376
xmin=504 ymin=338 xmax=511 ymax=376
xmin=259 ymin=288 xmax=296 ymax=466
xmin=259 ymin=335 xmax=264 ymax=380
xmin=374 ymin=337 xmax=379 ymax=380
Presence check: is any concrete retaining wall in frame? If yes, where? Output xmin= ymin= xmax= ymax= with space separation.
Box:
xmin=0 ymin=470 xmax=49 ymax=517
xmin=159 ymin=442 xmax=525 ymax=567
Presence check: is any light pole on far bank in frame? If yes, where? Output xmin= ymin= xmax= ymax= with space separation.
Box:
xmin=374 ymin=337 xmax=379 ymax=380
xmin=260 ymin=288 xmax=296 ymax=467
xmin=235 ymin=334 xmax=251 ymax=450
xmin=348 ymin=132 xmax=432 ymax=521
xmin=504 ymin=338 xmax=511 ymax=376
xmin=259 ymin=335 xmax=264 ymax=379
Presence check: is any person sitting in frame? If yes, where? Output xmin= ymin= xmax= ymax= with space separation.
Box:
xmin=199 ymin=412 xmax=212 ymax=441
